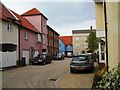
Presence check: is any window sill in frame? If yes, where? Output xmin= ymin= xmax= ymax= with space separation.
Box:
xmin=25 ymin=39 xmax=28 ymax=41
xmin=99 ymin=60 xmax=105 ymax=63
xmin=37 ymin=41 xmax=41 ymax=43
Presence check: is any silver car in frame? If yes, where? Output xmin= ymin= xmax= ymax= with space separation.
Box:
xmin=70 ymin=54 xmax=94 ymax=73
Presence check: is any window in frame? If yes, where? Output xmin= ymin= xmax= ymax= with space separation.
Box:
xmin=86 ymin=44 xmax=88 ymax=48
xmin=43 ymin=35 xmax=46 ymax=44
xmin=79 ymin=44 xmax=81 ymax=48
xmin=82 ymin=43 xmax=84 ymax=48
xmin=75 ymin=37 xmax=79 ymax=41
xmin=76 ymin=44 xmax=79 ymax=48
xmin=25 ymin=32 xmax=28 ymax=39
xmin=37 ymin=34 xmax=41 ymax=42
xmin=7 ymin=22 xmax=13 ymax=31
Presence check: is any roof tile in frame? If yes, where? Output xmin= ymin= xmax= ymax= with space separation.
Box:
xmin=11 ymin=10 xmax=38 ymax=33
xmin=21 ymin=8 xmax=42 ymax=16
xmin=59 ymin=36 xmax=72 ymax=45
xmin=0 ymin=3 xmax=16 ymax=21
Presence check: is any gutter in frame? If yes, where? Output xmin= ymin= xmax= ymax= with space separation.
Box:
xmin=103 ymin=0 xmax=109 ymax=72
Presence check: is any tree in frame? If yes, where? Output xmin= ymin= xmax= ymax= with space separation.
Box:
xmin=86 ymin=31 xmax=98 ymax=52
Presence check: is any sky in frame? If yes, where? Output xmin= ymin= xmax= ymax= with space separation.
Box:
xmin=1 ymin=0 xmax=96 ymax=36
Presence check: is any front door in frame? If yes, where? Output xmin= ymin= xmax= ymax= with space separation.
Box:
xmin=22 ymin=50 xmax=29 ymax=65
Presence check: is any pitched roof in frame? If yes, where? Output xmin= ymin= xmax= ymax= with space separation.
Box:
xmin=21 ymin=8 xmax=42 ymax=16
xmin=47 ymin=25 xmax=59 ymax=36
xmin=0 ymin=2 xmax=16 ymax=21
xmin=59 ymin=36 xmax=72 ymax=46
xmin=21 ymin=8 xmax=48 ymax=20
xmin=11 ymin=10 xmax=38 ymax=33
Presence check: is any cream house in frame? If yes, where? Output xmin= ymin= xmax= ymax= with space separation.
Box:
xmin=72 ymin=29 xmax=95 ymax=55
xmin=94 ymin=0 xmax=120 ymax=70
xmin=94 ymin=1 xmax=105 ymax=65
xmin=0 ymin=2 xmax=19 ymax=68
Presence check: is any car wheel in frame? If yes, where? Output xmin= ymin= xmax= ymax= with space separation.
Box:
xmin=42 ymin=61 xmax=46 ymax=65
xmin=91 ymin=68 xmax=94 ymax=73
xmin=70 ymin=69 xmax=74 ymax=73
xmin=49 ymin=60 xmax=51 ymax=63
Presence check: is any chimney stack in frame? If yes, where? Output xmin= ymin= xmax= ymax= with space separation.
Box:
xmin=90 ymin=26 xmax=93 ymax=30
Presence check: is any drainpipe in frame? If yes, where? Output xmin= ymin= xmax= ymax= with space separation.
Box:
xmin=103 ymin=0 xmax=109 ymax=72
xmin=98 ymin=39 xmax=102 ymax=62
xmin=18 ymin=24 xmax=21 ymax=67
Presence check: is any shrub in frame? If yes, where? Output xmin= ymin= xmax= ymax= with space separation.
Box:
xmin=93 ymin=67 xmax=106 ymax=88
xmin=97 ymin=64 xmax=120 ymax=89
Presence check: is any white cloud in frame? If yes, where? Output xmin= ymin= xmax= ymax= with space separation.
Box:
xmin=1 ymin=0 xmax=93 ymax=2
xmin=52 ymin=19 xmax=96 ymax=36
xmin=1 ymin=1 xmax=96 ymax=36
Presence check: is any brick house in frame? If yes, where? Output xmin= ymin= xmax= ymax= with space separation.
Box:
xmin=21 ymin=8 xmax=48 ymax=54
xmin=11 ymin=10 xmax=41 ymax=65
xmin=47 ymin=25 xmax=59 ymax=55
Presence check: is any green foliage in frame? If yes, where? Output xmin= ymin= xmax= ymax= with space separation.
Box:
xmin=97 ymin=64 xmax=120 ymax=89
xmin=86 ymin=31 xmax=98 ymax=52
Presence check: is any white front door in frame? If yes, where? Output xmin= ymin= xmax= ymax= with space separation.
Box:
xmin=23 ymin=50 xmax=29 ymax=65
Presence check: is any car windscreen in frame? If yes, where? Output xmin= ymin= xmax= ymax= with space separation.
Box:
xmin=35 ymin=54 xmax=40 ymax=58
xmin=72 ymin=55 xmax=89 ymax=61
xmin=57 ymin=53 xmax=62 ymax=56
xmin=35 ymin=54 xmax=46 ymax=58
xmin=40 ymin=54 xmax=46 ymax=58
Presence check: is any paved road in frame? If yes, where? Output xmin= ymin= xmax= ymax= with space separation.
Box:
xmin=2 ymin=58 xmax=96 ymax=88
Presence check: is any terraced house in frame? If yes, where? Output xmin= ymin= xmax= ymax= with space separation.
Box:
xmin=11 ymin=10 xmax=41 ymax=65
xmin=94 ymin=0 xmax=120 ymax=70
xmin=0 ymin=2 xmax=19 ymax=68
xmin=21 ymin=8 xmax=48 ymax=54
xmin=72 ymin=29 xmax=95 ymax=55
xmin=0 ymin=1 xmax=59 ymax=68
xmin=59 ymin=36 xmax=73 ymax=57
xmin=47 ymin=25 xmax=59 ymax=55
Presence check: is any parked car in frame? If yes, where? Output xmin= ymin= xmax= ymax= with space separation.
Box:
xmin=31 ymin=54 xmax=52 ymax=65
xmin=70 ymin=54 xmax=94 ymax=73
xmin=53 ymin=52 xmax=64 ymax=60
xmin=67 ymin=52 xmax=73 ymax=58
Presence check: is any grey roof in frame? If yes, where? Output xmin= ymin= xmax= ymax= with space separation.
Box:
xmin=72 ymin=29 xmax=96 ymax=34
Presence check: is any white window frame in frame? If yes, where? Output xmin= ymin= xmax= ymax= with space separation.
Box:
xmin=7 ymin=22 xmax=13 ymax=31
xmin=43 ymin=35 xmax=46 ymax=44
xmin=37 ymin=34 xmax=41 ymax=42
xmin=75 ymin=37 xmax=79 ymax=41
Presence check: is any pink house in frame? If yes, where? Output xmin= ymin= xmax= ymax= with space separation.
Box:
xmin=11 ymin=10 xmax=41 ymax=65
xmin=21 ymin=8 xmax=48 ymax=53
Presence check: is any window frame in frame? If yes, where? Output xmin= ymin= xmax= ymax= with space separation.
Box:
xmin=25 ymin=32 xmax=28 ymax=40
xmin=7 ymin=22 xmax=13 ymax=32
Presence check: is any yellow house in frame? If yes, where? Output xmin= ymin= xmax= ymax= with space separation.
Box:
xmin=94 ymin=0 xmax=120 ymax=70
xmin=72 ymin=29 xmax=95 ymax=55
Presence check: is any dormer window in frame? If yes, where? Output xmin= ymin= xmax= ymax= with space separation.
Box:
xmin=7 ymin=22 xmax=13 ymax=31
